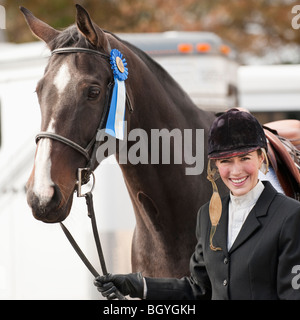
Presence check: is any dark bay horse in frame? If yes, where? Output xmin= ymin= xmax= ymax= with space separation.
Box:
xmin=21 ymin=5 xmax=226 ymax=278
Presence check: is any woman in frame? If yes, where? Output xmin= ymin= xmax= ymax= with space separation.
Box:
xmin=94 ymin=109 xmax=300 ymax=300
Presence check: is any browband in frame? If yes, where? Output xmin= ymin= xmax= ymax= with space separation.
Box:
xmin=52 ymin=47 xmax=110 ymax=60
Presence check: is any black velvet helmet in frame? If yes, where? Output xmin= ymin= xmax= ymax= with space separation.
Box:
xmin=208 ymin=109 xmax=267 ymax=159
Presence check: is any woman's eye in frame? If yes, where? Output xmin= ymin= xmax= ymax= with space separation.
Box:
xmin=88 ymin=87 xmax=100 ymax=100
xmin=220 ymin=159 xmax=230 ymax=164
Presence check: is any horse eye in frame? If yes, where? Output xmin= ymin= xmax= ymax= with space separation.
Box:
xmin=88 ymin=86 xmax=101 ymax=100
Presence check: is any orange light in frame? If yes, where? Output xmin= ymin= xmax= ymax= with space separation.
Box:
xmin=196 ymin=43 xmax=211 ymax=53
xmin=220 ymin=44 xmax=231 ymax=55
xmin=177 ymin=43 xmax=193 ymax=54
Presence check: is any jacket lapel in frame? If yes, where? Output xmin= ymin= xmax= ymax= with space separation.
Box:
xmin=229 ymin=181 xmax=277 ymax=253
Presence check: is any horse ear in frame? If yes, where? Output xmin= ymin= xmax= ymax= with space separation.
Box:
xmin=20 ymin=7 xmax=60 ymax=46
xmin=75 ymin=4 xmax=109 ymax=51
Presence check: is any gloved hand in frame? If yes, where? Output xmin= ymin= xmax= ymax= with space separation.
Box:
xmin=94 ymin=273 xmax=144 ymax=300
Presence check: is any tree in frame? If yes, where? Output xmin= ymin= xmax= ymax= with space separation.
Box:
xmin=2 ymin=0 xmax=300 ymax=63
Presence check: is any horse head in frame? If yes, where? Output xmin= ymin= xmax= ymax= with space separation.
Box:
xmin=22 ymin=5 xmax=120 ymax=223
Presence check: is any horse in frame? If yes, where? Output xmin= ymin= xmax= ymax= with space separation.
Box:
xmin=21 ymin=4 xmax=227 ymax=278
xmin=21 ymin=5 xmax=299 ymax=280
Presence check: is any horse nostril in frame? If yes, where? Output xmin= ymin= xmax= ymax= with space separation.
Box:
xmin=27 ymin=183 xmax=67 ymax=222
xmin=28 ymin=184 xmax=62 ymax=211
xmin=52 ymin=184 xmax=63 ymax=208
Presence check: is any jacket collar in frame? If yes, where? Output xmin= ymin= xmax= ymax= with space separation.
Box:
xmin=212 ymin=181 xmax=278 ymax=254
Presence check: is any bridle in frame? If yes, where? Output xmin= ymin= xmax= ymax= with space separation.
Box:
xmin=36 ymin=47 xmax=112 ymax=188
xmin=35 ymin=46 xmax=132 ymax=300
xmin=35 ymin=46 xmax=133 ymax=189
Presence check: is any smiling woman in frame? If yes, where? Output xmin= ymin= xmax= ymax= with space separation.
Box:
xmin=215 ymin=151 xmax=264 ymax=197
xmin=95 ymin=108 xmax=300 ymax=300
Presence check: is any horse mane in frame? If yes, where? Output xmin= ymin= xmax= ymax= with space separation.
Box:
xmin=108 ymin=31 xmax=190 ymax=96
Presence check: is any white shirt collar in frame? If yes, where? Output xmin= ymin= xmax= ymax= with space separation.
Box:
xmin=230 ymin=180 xmax=265 ymax=209
xmin=227 ymin=180 xmax=265 ymax=251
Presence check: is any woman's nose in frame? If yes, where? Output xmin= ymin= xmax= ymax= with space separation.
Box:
xmin=231 ymin=161 xmax=243 ymax=175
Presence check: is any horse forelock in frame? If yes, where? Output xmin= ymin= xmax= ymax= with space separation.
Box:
xmin=49 ymin=25 xmax=95 ymax=50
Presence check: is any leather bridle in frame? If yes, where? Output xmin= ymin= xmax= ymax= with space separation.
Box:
xmin=34 ymin=46 xmax=130 ymax=300
xmin=36 ymin=47 xmax=112 ymax=183
xmin=35 ymin=46 xmax=132 ymax=188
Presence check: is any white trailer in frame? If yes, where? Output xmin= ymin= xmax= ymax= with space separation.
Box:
xmin=238 ymin=64 xmax=300 ymax=113
xmin=122 ymin=31 xmax=239 ymax=112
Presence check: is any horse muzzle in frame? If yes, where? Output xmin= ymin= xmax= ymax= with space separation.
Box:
xmin=26 ymin=183 xmax=73 ymax=223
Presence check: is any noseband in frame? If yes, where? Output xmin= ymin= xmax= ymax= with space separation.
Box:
xmin=35 ymin=46 xmax=132 ymax=190
xmin=36 ymin=131 xmax=93 ymax=161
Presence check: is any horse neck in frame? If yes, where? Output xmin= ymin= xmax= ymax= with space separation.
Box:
xmin=126 ymin=54 xmax=205 ymax=131
xmin=115 ymin=44 xmax=214 ymax=207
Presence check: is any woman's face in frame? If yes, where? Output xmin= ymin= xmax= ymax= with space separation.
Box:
xmin=215 ymin=151 xmax=264 ymax=197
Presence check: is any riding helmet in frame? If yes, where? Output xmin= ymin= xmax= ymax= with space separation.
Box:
xmin=208 ymin=108 xmax=267 ymax=159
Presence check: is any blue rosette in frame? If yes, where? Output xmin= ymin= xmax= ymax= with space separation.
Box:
xmin=110 ymin=49 xmax=128 ymax=81
xmin=105 ymin=49 xmax=129 ymax=140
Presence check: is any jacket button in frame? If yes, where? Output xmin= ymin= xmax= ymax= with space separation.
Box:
xmin=224 ymin=257 xmax=228 ymax=264
xmin=223 ymin=279 xmax=228 ymax=286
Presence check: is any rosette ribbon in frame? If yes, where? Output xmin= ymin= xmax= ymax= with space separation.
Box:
xmin=105 ymin=49 xmax=129 ymax=140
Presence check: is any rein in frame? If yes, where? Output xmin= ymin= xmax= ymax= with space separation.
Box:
xmin=36 ymin=46 xmax=130 ymax=300
xmin=60 ymin=189 xmax=126 ymax=300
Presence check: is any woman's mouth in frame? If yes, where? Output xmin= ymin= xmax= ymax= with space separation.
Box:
xmin=229 ymin=176 xmax=248 ymax=186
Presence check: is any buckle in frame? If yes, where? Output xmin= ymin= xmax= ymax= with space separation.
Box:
xmin=76 ymin=168 xmax=95 ymax=197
